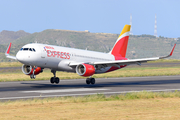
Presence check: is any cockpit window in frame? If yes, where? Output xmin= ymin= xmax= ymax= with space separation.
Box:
xmin=20 ymin=48 xmax=36 ymax=52
xmin=23 ymin=48 xmax=29 ymax=51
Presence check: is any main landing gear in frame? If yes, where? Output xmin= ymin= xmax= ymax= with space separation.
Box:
xmin=86 ymin=77 xmax=95 ymax=85
xmin=50 ymin=70 xmax=60 ymax=84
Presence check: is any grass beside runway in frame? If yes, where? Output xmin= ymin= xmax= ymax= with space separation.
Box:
xmin=1 ymin=91 xmax=180 ymax=119
xmin=0 ymin=62 xmax=22 ymax=68
xmin=0 ymin=66 xmax=180 ymax=82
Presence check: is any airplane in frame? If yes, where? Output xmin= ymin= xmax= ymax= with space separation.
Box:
xmin=5 ymin=25 xmax=176 ymax=85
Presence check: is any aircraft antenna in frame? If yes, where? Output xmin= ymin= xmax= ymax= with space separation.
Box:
xmin=130 ymin=14 xmax=133 ymax=35
xmin=154 ymin=14 xmax=158 ymax=37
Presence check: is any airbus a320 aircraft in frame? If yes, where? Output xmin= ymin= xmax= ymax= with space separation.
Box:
xmin=5 ymin=25 xmax=176 ymax=85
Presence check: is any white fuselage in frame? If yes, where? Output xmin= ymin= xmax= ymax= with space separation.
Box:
xmin=16 ymin=43 xmax=116 ymax=73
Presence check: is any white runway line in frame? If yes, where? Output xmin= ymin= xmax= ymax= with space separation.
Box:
xmin=1 ymin=88 xmax=180 ymax=100
xmin=21 ymin=88 xmax=110 ymax=93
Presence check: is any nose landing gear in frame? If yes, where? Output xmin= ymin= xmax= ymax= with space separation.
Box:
xmin=30 ymin=74 xmax=36 ymax=79
xmin=30 ymin=66 xmax=37 ymax=79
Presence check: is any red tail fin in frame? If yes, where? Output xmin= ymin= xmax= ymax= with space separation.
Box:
xmin=109 ymin=25 xmax=131 ymax=57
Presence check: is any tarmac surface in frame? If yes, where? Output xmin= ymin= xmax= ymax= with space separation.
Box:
xmin=1 ymin=75 xmax=180 ymax=100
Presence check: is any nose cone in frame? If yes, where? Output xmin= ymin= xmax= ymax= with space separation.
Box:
xmin=16 ymin=51 xmax=36 ymax=65
xmin=16 ymin=51 xmax=24 ymax=62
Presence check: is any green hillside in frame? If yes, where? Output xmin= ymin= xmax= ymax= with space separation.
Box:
xmin=12 ymin=29 xmax=117 ymax=52
xmin=0 ymin=30 xmax=30 ymax=44
xmin=0 ymin=29 xmax=179 ymax=62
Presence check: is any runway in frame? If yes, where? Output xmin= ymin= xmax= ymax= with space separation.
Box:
xmin=1 ymin=75 xmax=180 ymax=100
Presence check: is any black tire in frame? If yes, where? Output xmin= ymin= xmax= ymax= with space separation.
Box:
xmin=90 ymin=78 xmax=95 ymax=84
xmin=33 ymin=75 xmax=36 ymax=79
xmin=55 ymin=77 xmax=60 ymax=84
xmin=86 ymin=78 xmax=91 ymax=84
xmin=50 ymin=77 xmax=55 ymax=84
xmin=30 ymin=75 xmax=36 ymax=79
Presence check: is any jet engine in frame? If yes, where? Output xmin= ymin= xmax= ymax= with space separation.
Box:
xmin=76 ymin=63 xmax=95 ymax=77
xmin=22 ymin=64 xmax=42 ymax=75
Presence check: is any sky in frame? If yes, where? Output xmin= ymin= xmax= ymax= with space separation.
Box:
xmin=0 ymin=0 xmax=179 ymax=38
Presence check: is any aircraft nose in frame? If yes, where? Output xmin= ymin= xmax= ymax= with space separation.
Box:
xmin=16 ymin=51 xmax=24 ymax=62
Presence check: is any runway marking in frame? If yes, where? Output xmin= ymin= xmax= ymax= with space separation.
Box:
xmin=21 ymin=88 xmax=109 ymax=93
xmin=1 ymin=88 xmax=180 ymax=100
xmin=0 ymin=75 xmax=180 ymax=85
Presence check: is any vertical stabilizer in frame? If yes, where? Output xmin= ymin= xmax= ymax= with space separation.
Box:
xmin=109 ymin=25 xmax=131 ymax=57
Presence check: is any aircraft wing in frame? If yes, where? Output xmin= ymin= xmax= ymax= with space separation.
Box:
xmin=69 ymin=44 xmax=176 ymax=67
xmin=5 ymin=43 xmax=17 ymax=60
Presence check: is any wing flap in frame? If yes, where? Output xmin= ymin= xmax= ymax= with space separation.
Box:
xmin=92 ymin=57 xmax=159 ymax=66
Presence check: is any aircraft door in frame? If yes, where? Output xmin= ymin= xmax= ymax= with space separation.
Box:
xmin=38 ymin=46 xmax=48 ymax=67
xmin=72 ymin=53 xmax=76 ymax=60
xmin=41 ymin=47 xmax=46 ymax=58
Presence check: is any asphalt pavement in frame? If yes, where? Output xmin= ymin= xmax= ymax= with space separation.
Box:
xmin=1 ymin=75 xmax=180 ymax=100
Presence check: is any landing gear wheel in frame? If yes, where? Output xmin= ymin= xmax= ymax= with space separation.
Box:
xmin=86 ymin=78 xmax=91 ymax=84
xmin=90 ymin=78 xmax=95 ymax=84
xmin=30 ymin=75 xmax=36 ymax=79
xmin=50 ymin=70 xmax=60 ymax=84
xmin=50 ymin=77 xmax=60 ymax=84
xmin=55 ymin=77 xmax=60 ymax=84
xmin=50 ymin=77 xmax=55 ymax=84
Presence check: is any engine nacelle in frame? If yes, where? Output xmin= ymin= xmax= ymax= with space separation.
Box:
xmin=22 ymin=64 xmax=42 ymax=75
xmin=76 ymin=63 xmax=95 ymax=77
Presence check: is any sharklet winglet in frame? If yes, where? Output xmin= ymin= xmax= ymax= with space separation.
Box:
xmin=5 ymin=43 xmax=17 ymax=60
